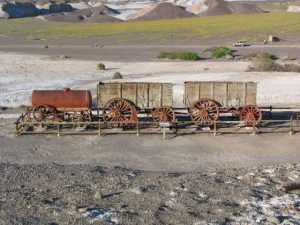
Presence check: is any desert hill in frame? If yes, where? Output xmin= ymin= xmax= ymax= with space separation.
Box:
xmin=44 ymin=4 xmax=121 ymax=22
xmin=200 ymin=0 xmax=264 ymax=16
xmin=133 ymin=2 xmax=194 ymax=21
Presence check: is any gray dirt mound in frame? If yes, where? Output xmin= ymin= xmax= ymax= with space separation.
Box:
xmin=201 ymin=0 xmax=264 ymax=16
xmin=134 ymin=2 xmax=194 ymax=21
xmin=44 ymin=5 xmax=121 ymax=23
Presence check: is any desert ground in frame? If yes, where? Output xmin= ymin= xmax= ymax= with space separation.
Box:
xmin=1 ymin=27 xmax=300 ymax=224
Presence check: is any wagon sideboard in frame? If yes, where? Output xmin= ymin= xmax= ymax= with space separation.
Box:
xmin=184 ymin=82 xmax=257 ymax=109
xmin=97 ymin=82 xmax=173 ymax=109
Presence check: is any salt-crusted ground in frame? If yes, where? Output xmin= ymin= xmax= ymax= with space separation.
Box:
xmin=1 ymin=52 xmax=300 ymax=108
xmin=0 ymin=163 xmax=299 ymax=225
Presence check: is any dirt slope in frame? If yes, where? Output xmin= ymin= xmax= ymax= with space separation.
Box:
xmin=200 ymin=0 xmax=264 ymax=16
xmin=133 ymin=2 xmax=194 ymax=21
xmin=44 ymin=5 xmax=121 ymax=23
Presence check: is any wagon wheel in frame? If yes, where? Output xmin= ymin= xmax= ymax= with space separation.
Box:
xmin=31 ymin=105 xmax=58 ymax=122
xmin=188 ymin=98 xmax=220 ymax=126
xmin=71 ymin=111 xmax=92 ymax=123
xmin=103 ymin=98 xmax=137 ymax=126
xmin=151 ymin=106 xmax=176 ymax=123
xmin=240 ymin=105 xmax=262 ymax=126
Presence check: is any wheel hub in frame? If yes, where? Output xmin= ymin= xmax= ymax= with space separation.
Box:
xmin=160 ymin=113 xmax=168 ymax=121
xmin=112 ymin=110 xmax=121 ymax=118
xmin=198 ymin=109 xmax=208 ymax=118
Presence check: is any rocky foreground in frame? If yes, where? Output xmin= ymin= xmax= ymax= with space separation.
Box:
xmin=0 ymin=163 xmax=299 ymax=225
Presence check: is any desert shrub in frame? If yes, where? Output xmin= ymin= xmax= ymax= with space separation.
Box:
xmin=157 ymin=51 xmax=199 ymax=60
xmin=158 ymin=51 xmax=177 ymax=59
xmin=247 ymin=53 xmax=300 ymax=72
xmin=256 ymin=52 xmax=278 ymax=60
xmin=44 ymin=45 xmax=48 ymax=49
xmin=112 ymin=72 xmax=122 ymax=79
xmin=97 ymin=63 xmax=105 ymax=70
xmin=248 ymin=53 xmax=278 ymax=71
xmin=280 ymin=63 xmax=300 ymax=72
xmin=211 ymin=46 xmax=233 ymax=58
xmin=18 ymin=105 xmax=27 ymax=110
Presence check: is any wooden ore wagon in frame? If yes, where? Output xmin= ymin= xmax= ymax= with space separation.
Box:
xmin=97 ymin=82 xmax=175 ymax=123
xmin=184 ymin=81 xmax=262 ymax=125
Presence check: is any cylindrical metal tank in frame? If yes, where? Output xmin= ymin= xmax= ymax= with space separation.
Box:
xmin=32 ymin=88 xmax=92 ymax=110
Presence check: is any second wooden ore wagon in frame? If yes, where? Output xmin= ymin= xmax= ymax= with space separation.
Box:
xmin=97 ymin=81 xmax=262 ymax=126
xmin=97 ymin=82 xmax=175 ymax=123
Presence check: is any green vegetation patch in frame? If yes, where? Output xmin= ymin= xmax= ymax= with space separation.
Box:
xmin=1 ymin=12 xmax=300 ymax=42
xmin=205 ymin=46 xmax=233 ymax=59
xmin=157 ymin=51 xmax=200 ymax=60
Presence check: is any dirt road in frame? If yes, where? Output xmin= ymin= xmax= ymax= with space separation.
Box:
xmin=1 ymin=118 xmax=300 ymax=172
xmin=0 ymin=44 xmax=299 ymax=62
xmin=1 ymin=36 xmax=300 ymax=61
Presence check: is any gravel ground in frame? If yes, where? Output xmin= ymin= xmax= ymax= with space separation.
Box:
xmin=0 ymin=163 xmax=299 ymax=225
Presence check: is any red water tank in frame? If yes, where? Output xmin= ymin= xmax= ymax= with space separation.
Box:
xmin=31 ymin=88 xmax=92 ymax=110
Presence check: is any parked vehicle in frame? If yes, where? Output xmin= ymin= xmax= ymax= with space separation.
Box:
xmin=233 ymin=41 xmax=247 ymax=47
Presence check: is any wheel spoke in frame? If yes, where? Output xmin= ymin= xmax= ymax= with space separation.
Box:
xmin=190 ymin=99 xmax=219 ymax=125
xmin=103 ymin=98 xmax=137 ymax=125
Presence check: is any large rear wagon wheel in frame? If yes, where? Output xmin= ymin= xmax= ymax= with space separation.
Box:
xmin=240 ymin=105 xmax=262 ymax=126
xmin=151 ymin=106 xmax=176 ymax=123
xmin=103 ymin=98 xmax=137 ymax=126
xmin=188 ymin=98 xmax=220 ymax=126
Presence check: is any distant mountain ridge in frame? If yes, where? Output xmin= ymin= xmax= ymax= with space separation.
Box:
xmin=1 ymin=0 xmax=267 ymax=21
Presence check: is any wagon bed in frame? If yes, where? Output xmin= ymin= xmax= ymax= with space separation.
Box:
xmin=97 ymin=82 xmax=173 ymax=110
xmin=184 ymin=81 xmax=257 ymax=109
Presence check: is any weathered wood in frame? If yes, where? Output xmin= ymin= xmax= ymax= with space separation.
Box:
xmin=98 ymin=82 xmax=173 ymax=109
xmin=184 ymin=82 xmax=257 ymax=108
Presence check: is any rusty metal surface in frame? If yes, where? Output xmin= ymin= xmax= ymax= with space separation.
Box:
xmin=97 ymin=82 xmax=173 ymax=109
xmin=32 ymin=88 xmax=92 ymax=110
xmin=184 ymin=82 xmax=257 ymax=108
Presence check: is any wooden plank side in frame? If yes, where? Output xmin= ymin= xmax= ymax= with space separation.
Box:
xmin=162 ymin=83 xmax=173 ymax=106
xmin=199 ymin=82 xmax=213 ymax=100
xmin=184 ymin=81 xmax=257 ymax=108
xmin=121 ymin=83 xmax=137 ymax=104
xmin=98 ymin=83 xmax=121 ymax=108
xmin=185 ymin=82 xmax=199 ymax=107
xmin=227 ymin=82 xmax=238 ymax=108
xmin=213 ymin=82 xmax=227 ymax=107
xmin=228 ymin=82 xmax=248 ymax=108
xmin=245 ymin=82 xmax=257 ymax=105
xmin=137 ymin=83 xmax=149 ymax=108
xmin=237 ymin=82 xmax=246 ymax=107
xmin=149 ymin=83 xmax=161 ymax=108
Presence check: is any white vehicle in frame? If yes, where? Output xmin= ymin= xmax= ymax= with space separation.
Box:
xmin=233 ymin=41 xmax=247 ymax=47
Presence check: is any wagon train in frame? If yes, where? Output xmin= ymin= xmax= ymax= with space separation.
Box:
xmin=15 ymin=81 xmax=264 ymax=134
